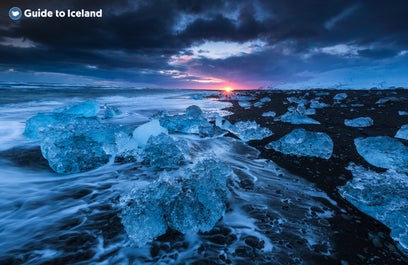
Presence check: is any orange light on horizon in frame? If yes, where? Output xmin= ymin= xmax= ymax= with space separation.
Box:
xmin=223 ymin=86 xmax=234 ymax=93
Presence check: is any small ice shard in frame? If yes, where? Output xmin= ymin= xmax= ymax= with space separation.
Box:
xmin=344 ymin=117 xmax=374 ymax=127
xmin=24 ymin=101 xmax=116 ymax=174
xmin=159 ymin=105 xmax=213 ymax=135
xmin=266 ymin=128 xmax=333 ymax=159
xmin=104 ymin=105 xmax=122 ymax=119
xmin=143 ymin=133 xmax=187 ymax=169
xmin=276 ymin=111 xmax=320 ymax=125
xmin=54 ymin=100 xmax=100 ymax=118
xmin=262 ymin=111 xmax=276 ymax=117
xmin=254 ymin=96 xmax=271 ymax=107
xmin=333 ymin=93 xmax=347 ymax=101
xmin=238 ymin=101 xmax=252 ymax=108
xmin=287 ymin=96 xmax=308 ymax=105
xmin=399 ymin=110 xmax=408 ymax=116
xmin=310 ymin=99 xmax=329 ymax=109
xmin=395 ymin=125 xmax=408 ymax=140
xmin=339 ymin=163 xmax=408 ymax=253
xmin=132 ymin=119 xmax=168 ymax=148
xmin=220 ymin=120 xmax=273 ymax=142
xmin=376 ymin=97 xmax=402 ymax=104
xmin=354 ymin=136 xmax=408 ymax=173
xmin=120 ymin=159 xmax=231 ymax=246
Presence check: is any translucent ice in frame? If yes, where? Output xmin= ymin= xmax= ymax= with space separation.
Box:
xmin=266 ymin=128 xmax=333 ymax=159
xmin=344 ymin=117 xmax=374 ymax=127
xmin=354 ymin=136 xmax=408 ymax=172
xmin=218 ymin=120 xmax=273 ymax=142
xmin=120 ymin=159 xmax=231 ymax=246
xmin=24 ymin=101 xmax=116 ymax=174
xmin=339 ymin=163 xmax=408 ymax=252
xmin=395 ymin=125 xmax=408 ymax=140
xmin=238 ymin=101 xmax=252 ymax=108
xmin=158 ymin=105 xmax=213 ymax=135
xmin=276 ymin=111 xmax=320 ymax=125
xmin=310 ymin=99 xmax=329 ymax=109
xmin=143 ymin=133 xmax=187 ymax=169
xmin=103 ymin=105 xmax=122 ymax=119
xmin=262 ymin=111 xmax=276 ymax=117
xmin=333 ymin=93 xmax=347 ymax=101
xmin=254 ymin=96 xmax=271 ymax=107
xmin=53 ymin=100 xmax=100 ymax=118
xmin=132 ymin=119 xmax=168 ymax=148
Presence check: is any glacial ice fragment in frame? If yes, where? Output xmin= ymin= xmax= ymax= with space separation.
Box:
xmin=158 ymin=105 xmax=213 ymax=135
xmin=333 ymin=93 xmax=347 ymax=101
xmin=344 ymin=117 xmax=374 ymax=127
xmin=339 ymin=163 xmax=408 ymax=252
xmin=310 ymin=99 xmax=329 ymax=109
xmin=24 ymin=101 xmax=116 ymax=174
xmin=143 ymin=133 xmax=187 ymax=169
xmin=262 ymin=111 xmax=276 ymax=117
xmin=276 ymin=111 xmax=320 ymax=125
xmin=266 ymin=128 xmax=333 ymax=159
xmin=132 ymin=119 xmax=168 ymax=148
xmin=238 ymin=101 xmax=252 ymax=108
xmin=218 ymin=120 xmax=272 ymax=142
xmin=354 ymin=136 xmax=408 ymax=172
xmin=254 ymin=97 xmax=271 ymax=107
xmin=103 ymin=105 xmax=121 ymax=119
xmin=399 ymin=110 xmax=408 ymax=116
xmin=120 ymin=159 xmax=231 ymax=246
xmin=54 ymin=100 xmax=100 ymax=118
xmin=395 ymin=125 xmax=408 ymax=140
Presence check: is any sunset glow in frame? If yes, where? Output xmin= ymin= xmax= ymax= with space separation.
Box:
xmin=223 ymin=86 xmax=233 ymax=93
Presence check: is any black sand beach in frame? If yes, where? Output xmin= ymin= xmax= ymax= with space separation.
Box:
xmin=222 ymin=89 xmax=408 ymax=264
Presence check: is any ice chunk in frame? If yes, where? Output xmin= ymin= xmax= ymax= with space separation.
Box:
xmin=220 ymin=120 xmax=273 ymax=142
xmin=395 ymin=125 xmax=408 ymax=140
xmin=376 ymin=96 xmax=402 ymax=104
xmin=262 ymin=111 xmax=276 ymax=117
xmin=24 ymin=101 xmax=116 ymax=174
xmin=399 ymin=110 xmax=408 ymax=116
xmin=132 ymin=119 xmax=168 ymax=148
xmin=54 ymin=100 xmax=100 ymax=118
xmin=143 ymin=133 xmax=187 ymax=169
xmin=310 ymin=99 xmax=329 ymax=109
xmin=120 ymin=159 xmax=231 ymax=246
xmin=339 ymin=163 xmax=408 ymax=252
xmin=276 ymin=111 xmax=320 ymax=125
xmin=158 ymin=105 xmax=213 ymax=135
xmin=266 ymin=128 xmax=333 ymax=159
xmin=254 ymin=97 xmax=271 ymax=107
xmin=41 ymin=133 xmax=112 ymax=174
xmin=238 ymin=101 xmax=252 ymax=108
xmin=344 ymin=117 xmax=374 ymax=127
xmin=333 ymin=92 xmax=347 ymax=101
xmin=103 ymin=105 xmax=122 ymax=119
xmin=354 ymin=136 xmax=408 ymax=172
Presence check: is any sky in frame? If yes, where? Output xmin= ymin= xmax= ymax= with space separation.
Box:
xmin=1 ymin=0 xmax=408 ymax=90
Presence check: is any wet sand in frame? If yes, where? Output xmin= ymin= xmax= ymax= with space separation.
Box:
xmin=222 ymin=89 xmax=408 ymax=264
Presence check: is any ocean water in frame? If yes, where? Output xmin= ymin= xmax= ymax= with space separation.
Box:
xmin=0 ymin=84 xmax=402 ymax=264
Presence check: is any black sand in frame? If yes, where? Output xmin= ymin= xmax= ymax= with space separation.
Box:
xmin=222 ymin=89 xmax=408 ymax=264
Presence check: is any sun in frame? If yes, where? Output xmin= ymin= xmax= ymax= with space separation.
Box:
xmin=223 ymin=86 xmax=234 ymax=93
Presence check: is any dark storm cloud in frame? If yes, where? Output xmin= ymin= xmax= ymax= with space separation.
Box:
xmin=0 ymin=0 xmax=408 ymax=87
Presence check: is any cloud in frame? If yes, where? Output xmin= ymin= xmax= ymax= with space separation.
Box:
xmin=0 ymin=0 xmax=407 ymax=89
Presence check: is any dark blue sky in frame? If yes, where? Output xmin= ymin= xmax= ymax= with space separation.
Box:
xmin=1 ymin=0 xmax=408 ymax=89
